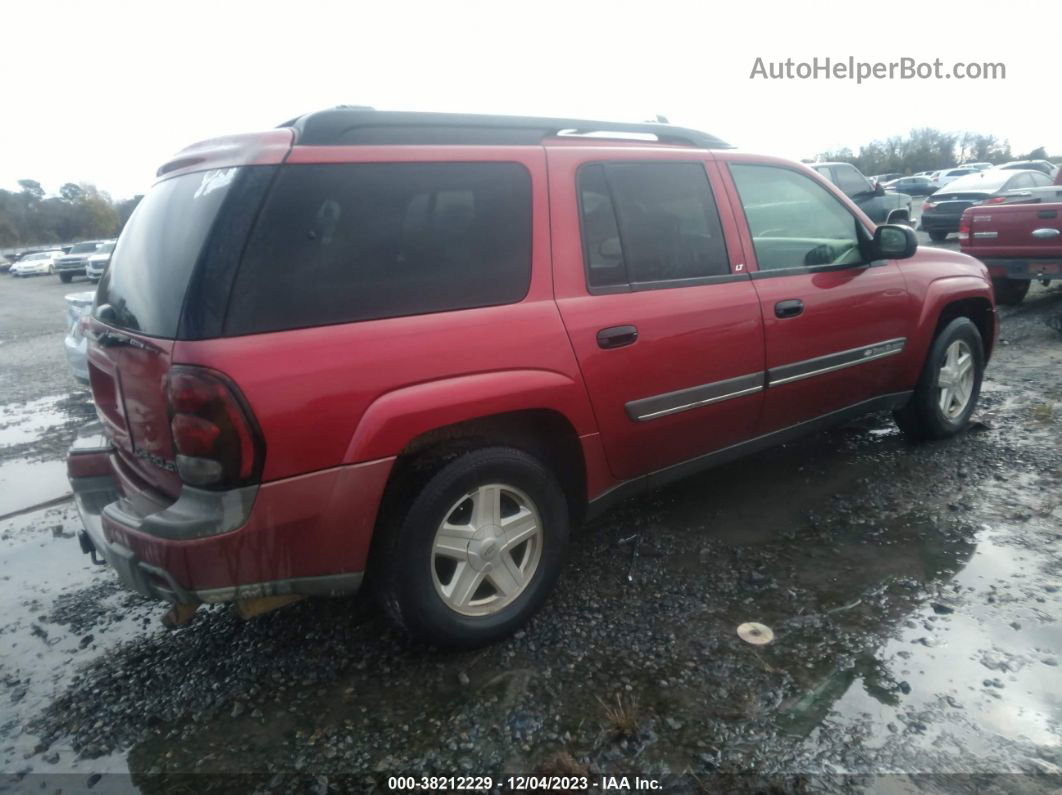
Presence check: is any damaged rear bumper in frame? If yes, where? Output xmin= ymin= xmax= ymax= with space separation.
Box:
xmin=67 ymin=422 xmax=389 ymax=605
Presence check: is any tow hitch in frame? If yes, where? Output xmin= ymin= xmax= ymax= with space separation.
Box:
xmin=78 ymin=530 xmax=106 ymax=565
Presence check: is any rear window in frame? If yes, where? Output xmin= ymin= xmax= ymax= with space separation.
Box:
xmin=224 ymin=162 xmax=532 ymax=335
xmin=97 ymin=169 xmax=239 ymax=337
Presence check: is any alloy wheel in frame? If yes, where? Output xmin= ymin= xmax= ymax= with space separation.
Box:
xmin=430 ymin=483 xmax=543 ymax=616
xmin=937 ymin=339 xmax=975 ymax=420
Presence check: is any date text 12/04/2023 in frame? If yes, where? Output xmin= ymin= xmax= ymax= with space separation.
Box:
xmin=387 ymin=775 xmax=663 ymax=791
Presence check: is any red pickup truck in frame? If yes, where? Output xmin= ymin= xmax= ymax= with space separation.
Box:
xmin=960 ymin=201 xmax=1062 ymax=304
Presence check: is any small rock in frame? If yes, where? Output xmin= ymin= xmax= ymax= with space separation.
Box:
xmin=42 ymin=751 xmax=59 ymax=764
xmin=79 ymin=634 xmax=94 ymax=649
xmin=898 ymin=681 xmax=911 ymax=695
xmin=457 ymin=671 xmax=470 ymax=687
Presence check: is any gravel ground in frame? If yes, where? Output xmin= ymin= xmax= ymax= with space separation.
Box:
xmin=1 ymin=242 xmax=1060 ymax=794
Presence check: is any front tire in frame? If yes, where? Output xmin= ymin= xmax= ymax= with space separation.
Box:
xmin=375 ymin=446 xmax=569 ymax=648
xmin=928 ymin=230 xmax=949 ymax=242
xmin=894 ymin=317 xmax=984 ymax=441
xmin=992 ymin=277 xmax=1029 ymax=306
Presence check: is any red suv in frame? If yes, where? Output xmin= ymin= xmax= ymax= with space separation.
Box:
xmin=68 ymin=109 xmax=997 ymax=647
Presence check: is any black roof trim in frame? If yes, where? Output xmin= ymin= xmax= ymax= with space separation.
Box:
xmin=279 ymin=107 xmax=731 ymax=149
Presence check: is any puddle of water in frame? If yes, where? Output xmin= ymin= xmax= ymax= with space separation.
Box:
xmin=0 ymin=505 xmax=155 ymax=778
xmin=821 ymin=531 xmax=1061 ymax=759
xmin=0 ymin=459 xmax=70 ymax=516
xmin=0 ymin=395 xmax=73 ymax=448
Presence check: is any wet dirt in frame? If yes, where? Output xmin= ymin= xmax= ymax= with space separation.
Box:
xmin=1 ymin=273 xmax=1060 ymax=793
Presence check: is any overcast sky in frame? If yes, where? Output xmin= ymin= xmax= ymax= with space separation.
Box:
xmin=5 ymin=0 xmax=1059 ymax=199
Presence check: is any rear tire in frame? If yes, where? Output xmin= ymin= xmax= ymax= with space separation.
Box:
xmin=375 ymin=446 xmax=569 ymax=648
xmin=894 ymin=317 xmax=984 ymax=441
xmin=59 ymin=272 xmax=73 ymax=283
xmin=928 ymin=230 xmax=949 ymax=242
xmin=992 ymin=277 xmax=1029 ymax=306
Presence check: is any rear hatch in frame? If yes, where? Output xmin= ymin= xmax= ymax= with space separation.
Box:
xmin=88 ymin=168 xmax=244 ymax=498
xmin=964 ymin=203 xmax=1062 ymax=261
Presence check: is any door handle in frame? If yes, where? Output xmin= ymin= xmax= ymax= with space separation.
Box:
xmin=775 ymin=299 xmax=804 ymax=319
xmin=596 ymin=325 xmax=638 ymax=349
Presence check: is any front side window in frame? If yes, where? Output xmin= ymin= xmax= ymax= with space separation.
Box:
xmin=729 ymin=164 xmax=864 ymax=272
xmin=225 ymin=162 xmax=532 ymax=334
xmin=577 ymin=162 xmax=729 ymax=290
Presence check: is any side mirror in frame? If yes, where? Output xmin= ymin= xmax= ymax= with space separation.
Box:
xmin=872 ymin=224 xmax=917 ymax=260
xmin=873 ymin=181 xmax=885 ymax=197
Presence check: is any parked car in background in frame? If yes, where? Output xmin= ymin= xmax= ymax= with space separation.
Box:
xmin=932 ymin=167 xmax=980 ymax=188
xmin=63 ymin=291 xmax=95 ymax=383
xmin=998 ymin=160 xmax=1058 ymax=178
xmin=883 ymin=175 xmax=936 ymax=196
xmin=960 ymin=199 xmax=1062 ymax=305
xmin=54 ymin=240 xmax=106 ymax=283
xmin=921 ymin=169 xmax=1053 ymax=241
xmin=85 ymin=241 xmax=115 ymax=281
xmin=11 ymin=249 xmax=64 ymax=277
xmin=811 ymin=162 xmax=913 ymax=225
xmin=67 ymin=109 xmax=996 ymax=648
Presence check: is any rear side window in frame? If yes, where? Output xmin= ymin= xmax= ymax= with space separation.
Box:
xmin=224 ymin=162 xmax=532 ymax=335
xmin=577 ymin=162 xmax=729 ymax=291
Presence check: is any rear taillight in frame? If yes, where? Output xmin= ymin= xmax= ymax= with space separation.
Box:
xmin=958 ymin=213 xmax=971 ymax=241
xmin=165 ymin=366 xmax=263 ymax=490
xmin=983 ymin=196 xmax=1008 ymax=205
xmin=923 ymin=201 xmax=936 ymax=211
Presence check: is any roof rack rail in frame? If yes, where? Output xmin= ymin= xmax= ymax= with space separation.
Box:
xmin=278 ymin=108 xmax=730 ymax=149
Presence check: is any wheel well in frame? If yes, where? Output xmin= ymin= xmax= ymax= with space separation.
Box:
xmin=935 ymin=297 xmax=995 ymax=360
xmin=886 ymin=209 xmax=909 ymax=223
xmin=381 ymin=409 xmax=588 ymax=527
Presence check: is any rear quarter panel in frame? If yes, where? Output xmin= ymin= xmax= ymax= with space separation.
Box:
xmin=173 ymin=146 xmax=600 ymax=486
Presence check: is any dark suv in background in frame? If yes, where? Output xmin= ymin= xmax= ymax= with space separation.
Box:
xmin=812 ymin=162 xmax=913 ymax=226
